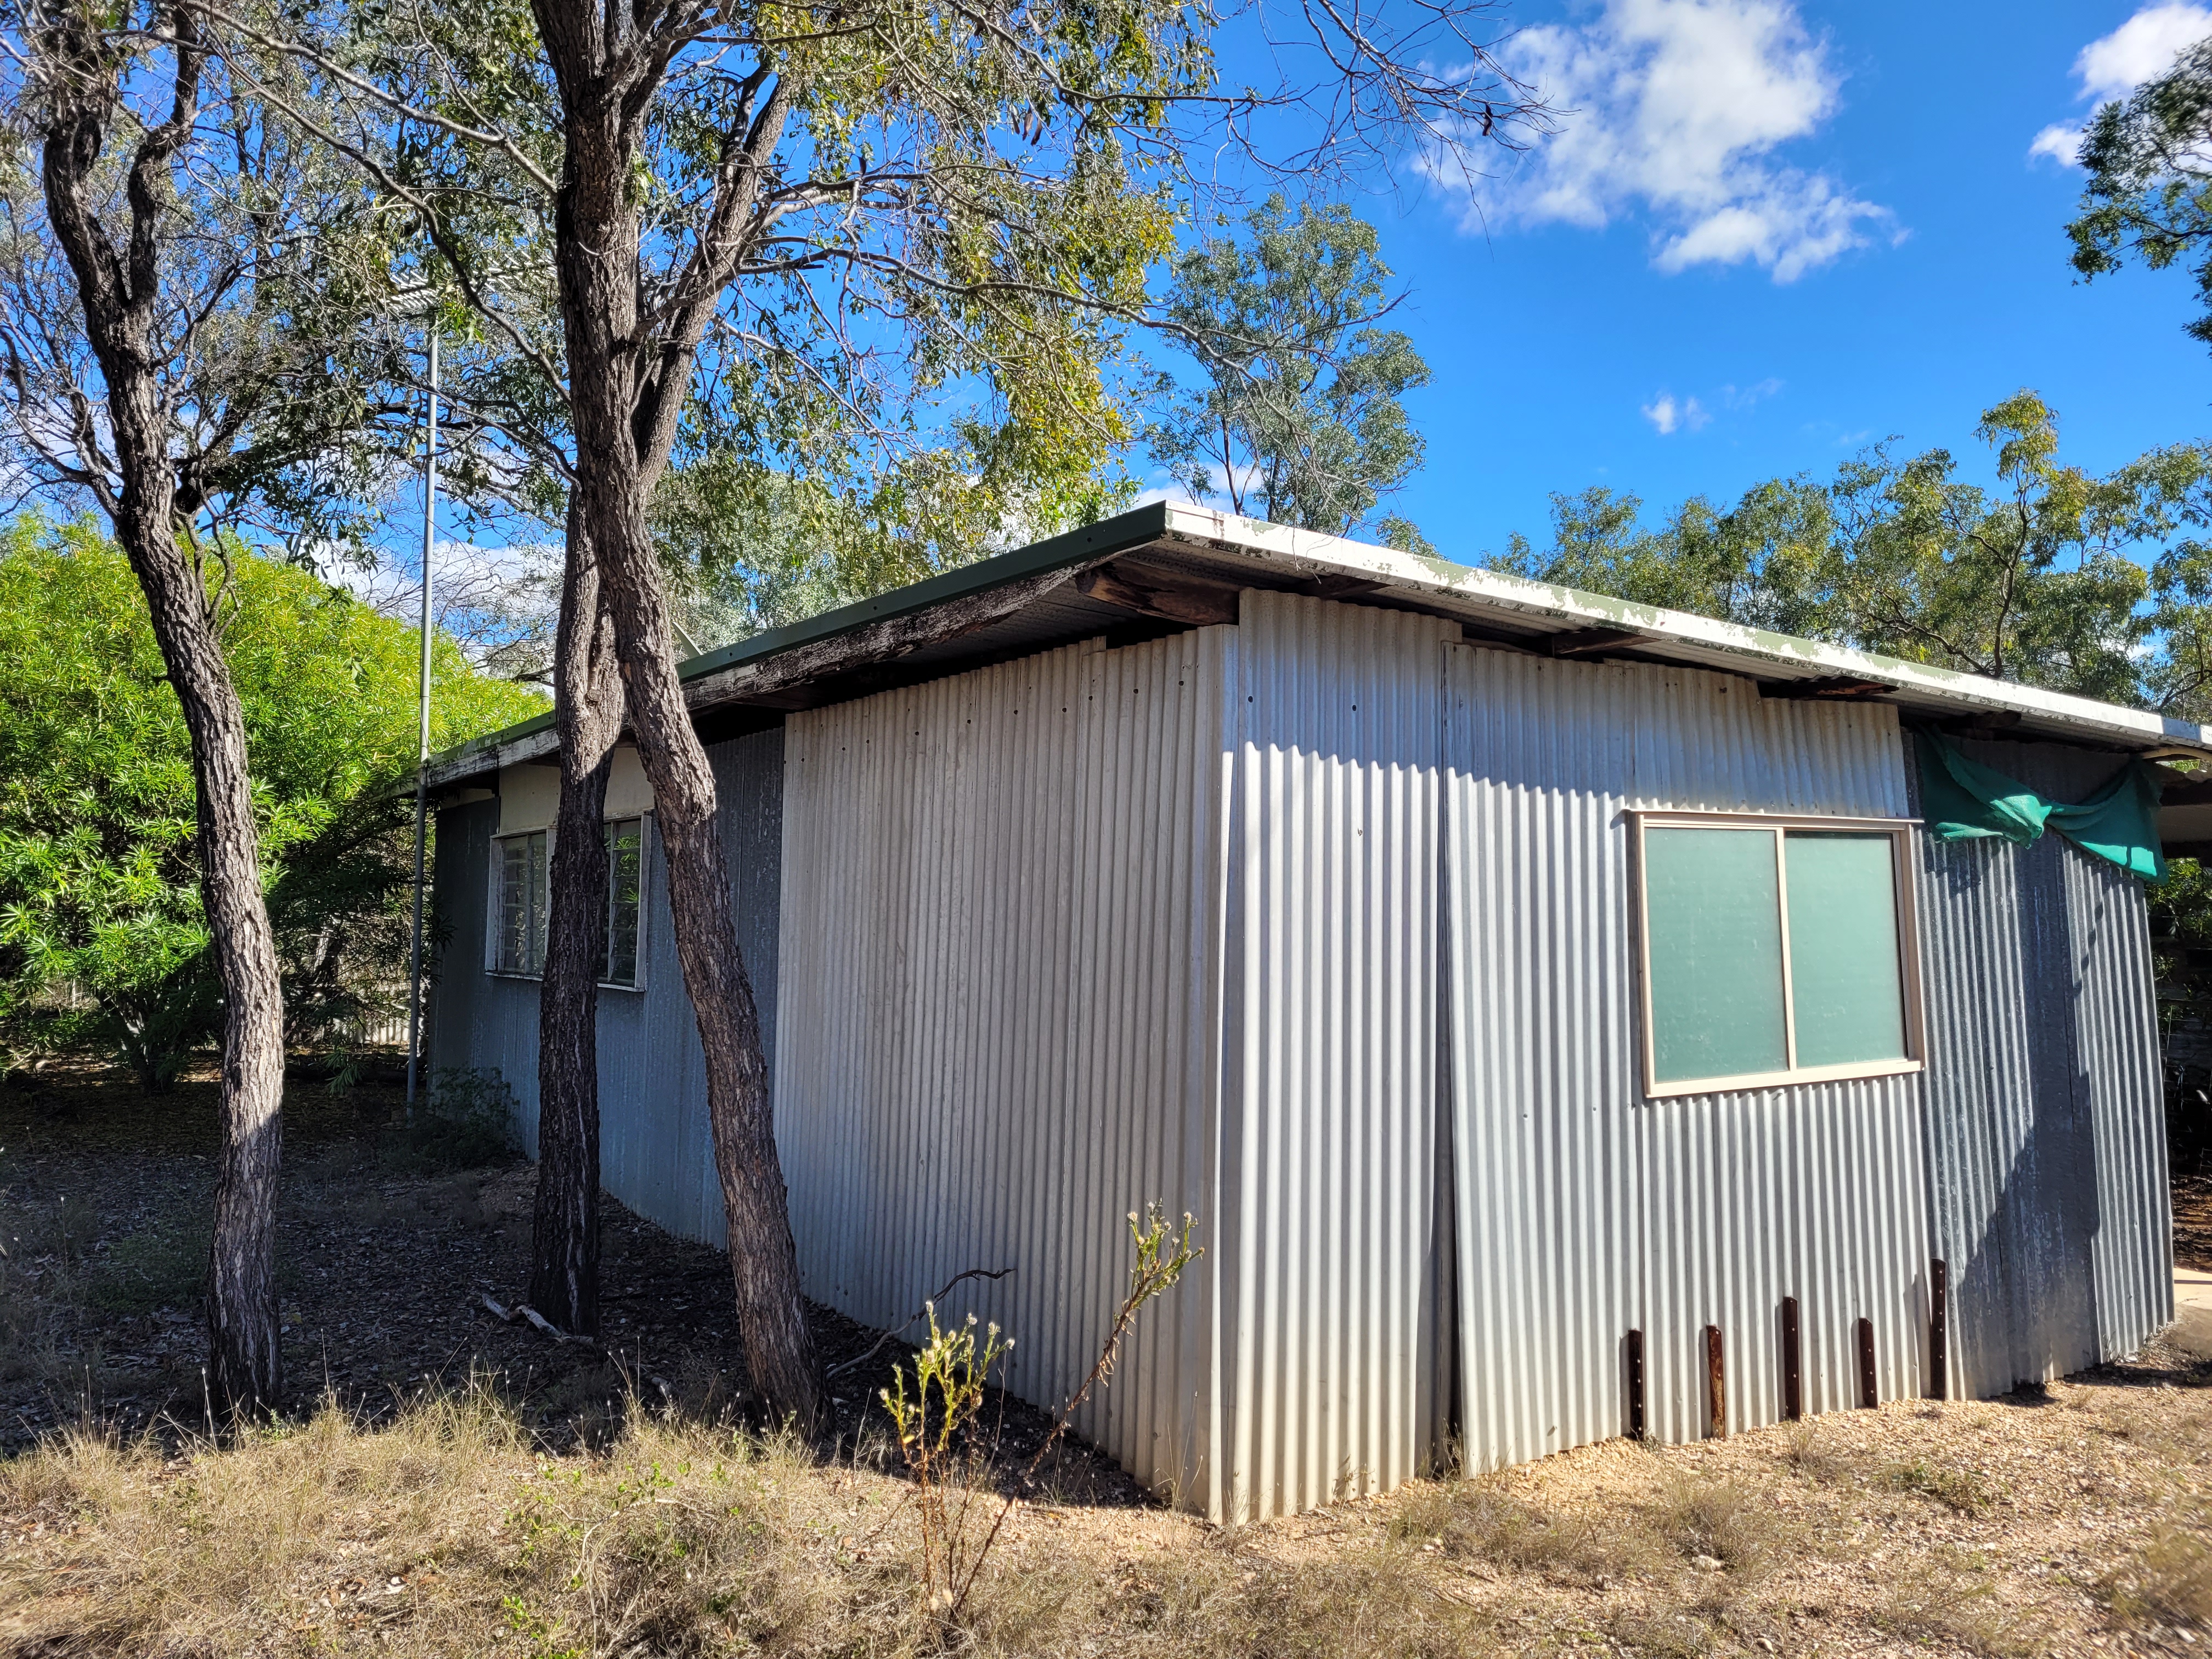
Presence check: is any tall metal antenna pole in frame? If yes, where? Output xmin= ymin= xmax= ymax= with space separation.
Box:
xmin=404 ymin=331 xmax=439 ymax=1119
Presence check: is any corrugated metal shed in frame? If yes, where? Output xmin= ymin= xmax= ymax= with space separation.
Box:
xmin=1915 ymin=738 xmax=2172 ymax=1397
xmin=428 ymin=571 xmax=2181 ymax=1525
xmin=1442 ymin=646 xmax=1930 ymax=1464
xmin=775 ymin=630 xmax=1231 ymax=1506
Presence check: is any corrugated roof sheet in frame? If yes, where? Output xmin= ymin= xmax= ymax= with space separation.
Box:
xmin=425 ymin=502 xmax=2212 ymax=788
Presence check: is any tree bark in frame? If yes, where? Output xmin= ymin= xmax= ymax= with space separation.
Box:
xmin=536 ymin=37 xmax=826 ymax=1432
xmin=530 ymin=506 xmax=623 ymax=1335
xmin=36 ymin=4 xmax=285 ymax=1416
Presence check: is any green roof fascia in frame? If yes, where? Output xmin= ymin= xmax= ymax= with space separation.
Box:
xmin=422 ymin=501 xmax=1175 ymax=778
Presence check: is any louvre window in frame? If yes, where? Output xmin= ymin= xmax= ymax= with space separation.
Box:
xmin=487 ymin=819 xmax=647 ymax=988
xmin=1635 ymin=814 xmax=1921 ymax=1096
xmin=492 ymin=830 xmax=549 ymax=977
xmin=604 ymin=817 xmax=644 ymax=989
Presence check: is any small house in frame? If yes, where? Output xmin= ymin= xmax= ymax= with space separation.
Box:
xmin=425 ymin=503 xmax=2194 ymax=1522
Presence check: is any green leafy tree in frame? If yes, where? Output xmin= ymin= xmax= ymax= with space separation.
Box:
xmin=2066 ymin=36 xmax=2212 ymax=352
xmin=1150 ymin=197 xmax=1432 ymax=544
xmin=0 ymin=517 xmax=543 ymax=1090
xmin=1502 ymin=393 xmax=2195 ymax=709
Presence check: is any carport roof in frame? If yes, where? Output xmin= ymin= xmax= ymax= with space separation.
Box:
xmin=424 ymin=500 xmax=2212 ymax=789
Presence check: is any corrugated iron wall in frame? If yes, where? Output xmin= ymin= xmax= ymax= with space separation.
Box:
xmin=427 ymin=728 xmax=786 ymax=1249
xmin=429 ymin=597 xmax=2176 ymax=1520
xmin=1217 ymin=591 xmax=1463 ymax=1520
xmin=1442 ymin=646 xmax=1932 ymax=1465
xmin=775 ymin=631 xmax=1233 ymax=1508
xmin=426 ymin=797 xmax=537 ymax=1116
xmin=1914 ymin=738 xmax=2172 ymax=1396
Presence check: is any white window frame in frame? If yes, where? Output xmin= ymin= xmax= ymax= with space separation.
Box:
xmin=487 ymin=828 xmax=549 ymax=979
xmin=482 ymin=815 xmax=651 ymax=992
xmin=1630 ymin=809 xmax=1927 ymax=1099
xmin=600 ymin=814 xmax=649 ymax=994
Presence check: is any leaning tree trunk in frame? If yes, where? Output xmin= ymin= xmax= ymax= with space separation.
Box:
xmin=531 ymin=510 xmax=623 ymax=1335
xmin=540 ymin=80 xmax=826 ymax=1435
xmin=37 ymin=12 xmax=284 ymax=1416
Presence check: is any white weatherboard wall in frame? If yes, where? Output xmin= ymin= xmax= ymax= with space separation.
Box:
xmin=1442 ymin=646 xmax=1932 ymax=1464
xmin=775 ymin=630 xmax=1235 ymax=1508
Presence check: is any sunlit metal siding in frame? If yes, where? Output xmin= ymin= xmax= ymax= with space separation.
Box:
xmin=1915 ymin=739 xmax=2172 ymax=1397
xmin=1442 ymin=646 xmax=1931 ymax=1465
xmin=775 ymin=631 xmax=1234 ymax=1507
xmin=1219 ymin=591 xmax=1462 ymax=1520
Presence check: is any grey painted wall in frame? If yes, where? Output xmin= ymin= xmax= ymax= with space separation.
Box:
xmin=427 ymin=725 xmax=786 ymax=1246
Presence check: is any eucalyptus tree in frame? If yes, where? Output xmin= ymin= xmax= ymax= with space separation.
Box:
xmin=2065 ymin=36 xmax=2212 ymax=354
xmin=1149 ymin=195 xmax=1432 ymax=544
xmin=0 ymin=0 xmax=434 ymax=1413
xmin=227 ymin=0 xmax=1546 ymax=1430
xmin=1500 ymin=392 xmax=2212 ymax=713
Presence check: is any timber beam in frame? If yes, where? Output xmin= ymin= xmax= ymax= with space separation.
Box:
xmin=1075 ymin=561 xmax=1243 ymax=627
xmin=1759 ymin=676 xmax=1892 ymax=701
xmin=1544 ymin=626 xmax=1650 ymax=659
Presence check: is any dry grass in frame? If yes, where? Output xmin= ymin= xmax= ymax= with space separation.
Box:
xmin=7 ymin=1369 xmax=2212 ymax=1657
xmin=7 ymin=1072 xmax=2212 ymax=1656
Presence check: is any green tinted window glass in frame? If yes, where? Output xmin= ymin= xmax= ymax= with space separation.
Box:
xmin=1784 ymin=832 xmax=1906 ymax=1067
xmin=1645 ymin=827 xmax=1788 ymax=1084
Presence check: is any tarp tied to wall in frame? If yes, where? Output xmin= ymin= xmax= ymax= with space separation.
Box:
xmin=1913 ymin=731 xmax=2168 ymax=881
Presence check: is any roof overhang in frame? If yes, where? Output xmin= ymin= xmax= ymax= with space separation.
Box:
xmin=425 ymin=501 xmax=2212 ymax=792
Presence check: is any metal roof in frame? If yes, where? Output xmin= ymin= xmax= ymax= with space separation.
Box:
xmin=425 ymin=500 xmax=2212 ymax=788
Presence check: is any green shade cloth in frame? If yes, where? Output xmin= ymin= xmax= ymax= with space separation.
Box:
xmin=1912 ymin=730 xmax=2169 ymax=882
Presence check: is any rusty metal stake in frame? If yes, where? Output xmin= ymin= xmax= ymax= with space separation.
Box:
xmin=1929 ymin=1259 xmax=1949 ymax=1401
xmin=1704 ymin=1324 xmax=1726 ymax=1437
xmin=1857 ymin=1317 xmax=1878 ymax=1409
xmin=1780 ymin=1297 xmax=1803 ymax=1422
xmin=1627 ymin=1329 xmax=1646 ymax=1441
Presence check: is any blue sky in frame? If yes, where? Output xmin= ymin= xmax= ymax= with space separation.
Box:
xmin=399 ymin=1 xmax=2212 ymax=627
xmin=1218 ymin=0 xmax=2212 ymax=566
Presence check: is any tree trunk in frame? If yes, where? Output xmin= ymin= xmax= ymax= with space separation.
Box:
xmin=541 ymin=84 xmax=826 ymax=1435
xmin=37 ymin=11 xmax=284 ymax=1417
xmin=530 ymin=507 xmax=623 ymax=1335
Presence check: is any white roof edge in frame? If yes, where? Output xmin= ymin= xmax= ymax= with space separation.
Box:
xmin=1158 ymin=505 xmax=2212 ymax=758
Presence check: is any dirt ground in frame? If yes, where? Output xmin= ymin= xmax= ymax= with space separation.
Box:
xmin=0 ymin=1059 xmax=1138 ymax=1505
xmin=4 ymin=1060 xmax=2212 ymax=1656
xmin=2174 ymin=1172 xmax=2212 ymax=1273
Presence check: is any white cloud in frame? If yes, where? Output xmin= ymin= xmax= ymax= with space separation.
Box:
xmin=2080 ymin=2 xmax=2212 ymax=99
xmin=2029 ymin=123 xmax=2086 ymax=165
xmin=2030 ymin=3 xmax=2212 ymax=166
xmin=1442 ymin=0 xmax=1891 ymax=282
xmin=1719 ymin=377 xmax=1784 ymax=408
xmin=1642 ymin=392 xmax=1711 ymax=434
